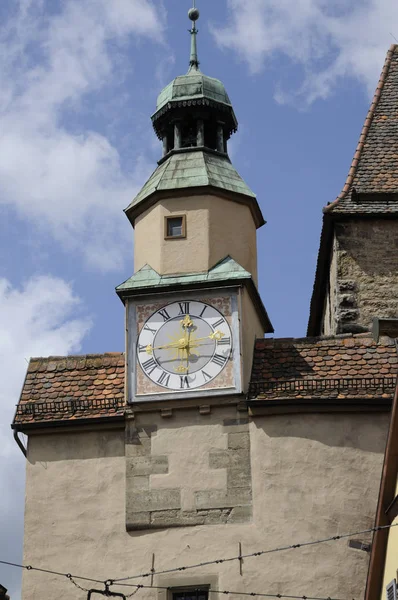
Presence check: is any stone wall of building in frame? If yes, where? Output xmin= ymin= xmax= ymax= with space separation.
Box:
xmin=323 ymin=219 xmax=398 ymax=334
xmin=22 ymin=408 xmax=389 ymax=600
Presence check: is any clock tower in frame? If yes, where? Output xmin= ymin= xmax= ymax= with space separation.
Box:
xmin=117 ymin=6 xmax=273 ymax=402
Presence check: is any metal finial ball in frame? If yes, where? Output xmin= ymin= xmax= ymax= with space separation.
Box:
xmin=188 ymin=7 xmax=200 ymax=21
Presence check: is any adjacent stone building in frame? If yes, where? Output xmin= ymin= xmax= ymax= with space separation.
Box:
xmin=12 ymin=12 xmax=398 ymax=600
xmin=308 ymin=45 xmax=398 ymax=337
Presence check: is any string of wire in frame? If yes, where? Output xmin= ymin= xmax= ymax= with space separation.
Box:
xmin=0 ymin=562 xmax=350 ymax=600
xmin=113 ymin=581 xmax=353 ymax=600
xmin=0 ymin=560 xmax=103 ymax=585
xmin=68 ymin=576 xmax=139 ymax=598
xmin=1 ymin=522 xmax=397 ymax=597
xmin=111 ymin=522 xmax=398 ymax=582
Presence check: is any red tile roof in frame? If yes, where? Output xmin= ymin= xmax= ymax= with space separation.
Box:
xmin=14 ymin=353 xmax=125 ymax=425
xmin=249 ymin=334 xmax=397 ymax=400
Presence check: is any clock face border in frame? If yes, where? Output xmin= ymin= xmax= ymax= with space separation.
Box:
xmin=127 ymin=289 xmax=242 ymax=403
xmin=136 ymin=300 xmax=233 ymax=392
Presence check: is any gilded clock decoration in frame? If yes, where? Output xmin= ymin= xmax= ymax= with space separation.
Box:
xmin=137 ymin=300 xmax=233 ymax=391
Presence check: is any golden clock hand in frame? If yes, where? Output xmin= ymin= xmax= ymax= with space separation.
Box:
xmin=188 ymin=330 xmax=225 ymax=345
xmin=145 ymin=339 xmax=189 ymax=355
xmin=145 ymin=330 xmax=225 ymax=355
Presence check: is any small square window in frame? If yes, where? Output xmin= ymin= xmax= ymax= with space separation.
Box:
xmin=172 ymin=587 xmax=209 ymax=600
xmin=165 ymin=215 xmax=186 ymax=239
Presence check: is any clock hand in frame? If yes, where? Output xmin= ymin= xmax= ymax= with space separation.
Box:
xmin=145 ymin=339 xmax=189 ymax=355
xmin=188 ymin=330 xmax=225 ymax=344
xmin=146 ymin=330 xmax=225 ymax=355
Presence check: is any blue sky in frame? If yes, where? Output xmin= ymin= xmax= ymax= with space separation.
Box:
xmin=1 ymin=0 xmax=397 ymax=597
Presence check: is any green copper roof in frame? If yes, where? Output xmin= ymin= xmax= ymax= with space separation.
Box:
xmin=116 ymin=256 xmax=252 ymax=293
xmin=155 ymin=7 xmax=231 ymax=113
xmin=156 ymin=70 xmax=232 ymax=113
xmin=116 ymin=256 xmax=274 ymax=333
xmin=126 ymin=150 xmax=256 ymax=213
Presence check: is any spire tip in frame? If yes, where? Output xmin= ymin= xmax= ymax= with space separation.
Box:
xmin=188 ymin=1 xmax=200 ymax=71
xmin=188 ymin=7 xmax=200 ymax=22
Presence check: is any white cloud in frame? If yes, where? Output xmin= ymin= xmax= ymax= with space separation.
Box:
xmin=0 ymin=275 xmax=91 ymax=599
xmin=0 ymin=0 xmax=162 ymax=270
xmin=214 ymin=0 xmax=398 ymax=104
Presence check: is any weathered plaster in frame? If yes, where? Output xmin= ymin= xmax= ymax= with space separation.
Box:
xmin=22 ymin=411 xmax=389 ymax=600
xmin=240 ymin=288 xmax=265 ymax=391
xmin=134 ymin=195 xmax=258 ymax=283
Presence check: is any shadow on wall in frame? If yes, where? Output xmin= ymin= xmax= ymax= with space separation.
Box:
xmin=27 ymin=428 xmax=125 ymax=465
xmin=336 ymin=221 xmax=398 ymax=276
xmin=253 ymin=412 xmax=390 ymax=454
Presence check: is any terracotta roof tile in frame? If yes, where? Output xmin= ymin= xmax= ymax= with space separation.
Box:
xmin=14 ymin=336 xmax=397 ymax=425
xmin=14 ymin=353 xmax=125 ymax=425
xmin=326 ymin=45 xmax=398 ymax=214
xmin=249 ymin=334 xmax=397 ymax=400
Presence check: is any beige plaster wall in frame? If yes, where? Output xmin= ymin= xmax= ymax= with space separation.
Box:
xmin=381 ymin=478 xmax=398 ymax=597
xmin=240 ymin=288 xmax=265 ymax=391
xmin=22 ymin=410 xmax=388 ymax=600
xmin=134 ymin=195 xmax=258 ymax=282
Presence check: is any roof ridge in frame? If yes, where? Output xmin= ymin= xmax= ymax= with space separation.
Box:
xmin=324 ymin=44 xmax=397 ymax=214
xmin=255 ymin=332 xmax=394 ymax=346
xmin=29 ymin=352 xmax=124 ymax=361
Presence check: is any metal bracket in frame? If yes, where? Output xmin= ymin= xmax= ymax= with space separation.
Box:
xmin=87 ymin=582 xmax=126 ymax=600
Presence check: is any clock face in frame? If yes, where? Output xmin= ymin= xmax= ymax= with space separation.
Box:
xmin=137 ymin=300 xmax=233 ymax=391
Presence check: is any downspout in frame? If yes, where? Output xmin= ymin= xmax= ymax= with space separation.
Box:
xmin=13 ymin=428 xmax=27 ymax=458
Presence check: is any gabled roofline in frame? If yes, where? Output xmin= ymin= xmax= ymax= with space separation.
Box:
xmin=308 ymin=45 xmax=398 ymax=335
xmin=324 ymin=45 xmax=396 ymax=214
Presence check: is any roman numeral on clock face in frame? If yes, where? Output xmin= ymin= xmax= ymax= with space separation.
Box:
xmin=199 ymin=305 xmax=207 ymax=317
xmin=212 ymin=353 xmax=228 ymax=367
xmin=138 ymin=344 xmax=147 ymax=353
xmin=180 ymin=376 xmax=190 ymax=389
xmin=178 ymin=302 xmax=190 ymax=315
xmin=142 ymin=358 xmax=157 ymax=375
xmin=202 ymin=370 xmax=212 ymax=383
xmin=158 ymin=308 xmax=171 ymax=322
xmin=213 ymin=318 xmax=225 ymax=328
xmin=144 ymin=324 xmax=157 ymax=335
xmin=217 ymin=336 xmax=231 ymax=346
xmin=157 ymin=371 xmax=170 ymax=387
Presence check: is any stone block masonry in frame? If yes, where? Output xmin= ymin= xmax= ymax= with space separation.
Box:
xmin=329 ymin=220 xmax=398 ymax=334
xmin=125 ymin=418 xmax=252 ymax=530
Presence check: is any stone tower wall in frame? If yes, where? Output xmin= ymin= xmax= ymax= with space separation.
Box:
xmin=322 ymin=219 xmax=398 ymax=334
